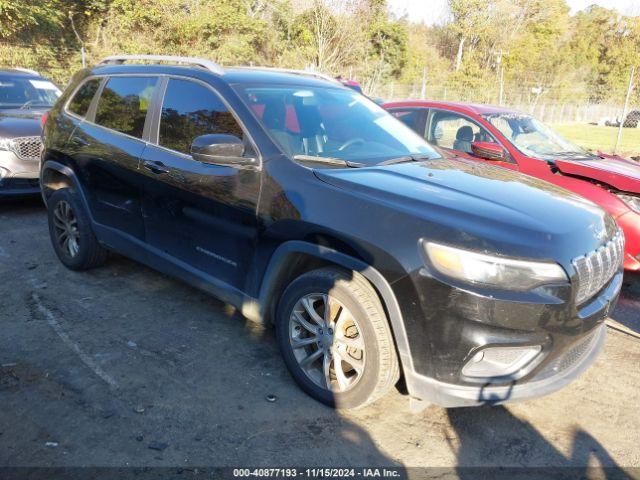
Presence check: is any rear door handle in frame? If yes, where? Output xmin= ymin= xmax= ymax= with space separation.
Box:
xmin=143 ymin=160 xmax=169 ymax=174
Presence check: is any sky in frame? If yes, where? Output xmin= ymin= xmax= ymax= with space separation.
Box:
xmin=388 ymin=0 xmax=640 ymax=25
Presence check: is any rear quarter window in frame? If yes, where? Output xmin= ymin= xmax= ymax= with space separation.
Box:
xmin=95 ymin=76 xmax=157 ymax=138
xmin=67 ymin=78 xmax=101 ymax=117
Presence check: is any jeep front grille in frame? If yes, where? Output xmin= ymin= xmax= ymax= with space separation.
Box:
xmin=572 ymin=230 xmax=624 ymax=304
xmin=12 ymin=136 xmax=42 ymax=162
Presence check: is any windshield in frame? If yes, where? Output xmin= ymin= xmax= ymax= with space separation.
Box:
xmin=0 ymin=75 xmax=61 ymax=109
xmin=235 ymin=85 xmax=439 ymax=165
xmin=483 ymin=113 xmax=592 ymax=160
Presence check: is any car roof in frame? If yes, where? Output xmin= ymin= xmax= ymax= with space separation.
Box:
xmin=383 ymin=100 xmax=525 ymax=116
xmin=89 ymin=63 xmax=346 ymax=90
xmin=223 ymin=67 xmax=345 ymax=88
xmin=0 ymin=68 xmax=44 ymax=79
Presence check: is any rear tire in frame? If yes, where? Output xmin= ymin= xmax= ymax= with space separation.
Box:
xmin=276 ymin=267 xmax=399 ymax=409
xmin=47 ymin=188 xmax=107 ymax=270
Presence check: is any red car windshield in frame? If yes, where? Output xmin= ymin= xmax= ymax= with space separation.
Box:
xmin=483 ymin=113 xmax=596 ymax=161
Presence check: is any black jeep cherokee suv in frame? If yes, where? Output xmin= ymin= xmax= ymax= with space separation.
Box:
xmin=41 ymin=55 xmax=623 ymax=409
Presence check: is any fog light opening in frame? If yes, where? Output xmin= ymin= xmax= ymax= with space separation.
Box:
xmin=462 ymin=345 xmax=542 ymax=379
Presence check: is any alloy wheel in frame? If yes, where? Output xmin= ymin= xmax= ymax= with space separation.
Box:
xmin=289 ymin=293 xmax=366 ymax=393
xmin=53 ymin=200 xmax=80 ymax=258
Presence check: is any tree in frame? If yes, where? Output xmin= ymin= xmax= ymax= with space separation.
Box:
xmin=292 ymin=0 xmax=366 ymax=72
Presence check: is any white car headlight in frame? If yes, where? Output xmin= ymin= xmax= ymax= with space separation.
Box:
xmin=0 ymin=137 xmax=12 ymax=151
xmin=425 ymin=242 xmax=568 ymax=291
xmin=616 ymin=193 xmax=640 ymax=214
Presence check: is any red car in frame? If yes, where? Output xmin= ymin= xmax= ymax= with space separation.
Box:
xmin=383 ymin=100 xmax=640 ymax=272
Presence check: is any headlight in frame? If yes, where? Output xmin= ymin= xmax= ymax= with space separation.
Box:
xmin=424 ymin=242 xmax=568 ymax=290
xmin=0 ymin=137 xmax=12 ymax=151
xmin=616 ymin=193 xmax=640 ymax=214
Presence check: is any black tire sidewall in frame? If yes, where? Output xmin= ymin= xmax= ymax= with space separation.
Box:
xmin=47 ymin=189 xmax=99 ymax=270
xmin=276 ymin=271 xmax=383 ymax=409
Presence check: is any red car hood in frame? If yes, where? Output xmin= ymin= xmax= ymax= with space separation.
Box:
xmin=555 ymin=155 xmax=640 ymax=194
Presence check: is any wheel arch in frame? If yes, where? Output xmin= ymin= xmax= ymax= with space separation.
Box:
xmin=40 ymin=160 xmax=90 ymax=214
xmin=257 ymin=240 xmax=414 ymax=377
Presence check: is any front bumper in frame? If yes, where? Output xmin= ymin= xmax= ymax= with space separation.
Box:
xmin=616 ymin=210 xmax=640 ymax=271
xmin=0 ymin=150 xmax=41 ymax=196
xmin=406 ymin=322 xmax=606 ymax=407
xmin=0 ymin=177 xmax=40 ymax=196
xmin=398 ymin=269 xmax=621 ymax=408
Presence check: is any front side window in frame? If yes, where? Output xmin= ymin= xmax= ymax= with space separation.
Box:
xmin=389 ymin=108 xmax=423 ymax=132
xmin=95 ymin=76 xmax=157 ymax=138
xmin=68 ymin=78 xmax=101 ymax=117
xmin=483 ymin=113 xmax=591 ymax=160
xmin=428 ymin=110 xmax=495 ymax=155
xmin=235 ymin=86 xmax=438 ymax=165
xmin=159 ymin=79 xmax=245 ymax=156
xmin=0 ymin=75 xmax=61 ymax=109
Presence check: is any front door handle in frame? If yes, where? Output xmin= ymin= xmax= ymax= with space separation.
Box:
xmin=69 ymin=136 xmax=90 ymax=147
xmin=143 ymin=160 xmax=169 ymax=174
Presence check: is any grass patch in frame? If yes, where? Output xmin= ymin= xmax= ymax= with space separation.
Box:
xmin=551 ymin=123 xmax=640 ymax=159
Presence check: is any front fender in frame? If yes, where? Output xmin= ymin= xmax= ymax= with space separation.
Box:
xmin=257 ymin=240 xmax=416 ymax=378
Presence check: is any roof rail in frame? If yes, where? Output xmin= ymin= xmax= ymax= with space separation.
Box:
xmin=230 ymin=66 xmax=342 ymax=85
xmin=98 ymin=55 xmax=224 ymax=76
xmin=12 ymin=67 xmax=40 ymax=76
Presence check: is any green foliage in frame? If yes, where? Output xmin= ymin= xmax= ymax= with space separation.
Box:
xmin=0 ymin=0 xmax=636 ymax=106
xmin=368 ymin=19 xmax=408 ymax=76
xmin=0 ymin=0 xmax=64 ymax=39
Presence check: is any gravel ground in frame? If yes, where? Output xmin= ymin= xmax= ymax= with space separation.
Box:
xmin=0 ymin=197 xmax=638 ymax=476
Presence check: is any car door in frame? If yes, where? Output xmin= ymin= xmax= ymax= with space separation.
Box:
xmin=425 ymin=109 xmax=518 ymax=171
xmin=139 ymin=77 xmax=261 ymax=290
xmin=70 ymin=75 xmax=158 ymax=240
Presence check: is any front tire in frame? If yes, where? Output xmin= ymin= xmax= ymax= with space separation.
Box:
xmin=276 ymin=267 xmax=399 ymax=409
xmin=47 ymin=188 xmax=107 ymax=270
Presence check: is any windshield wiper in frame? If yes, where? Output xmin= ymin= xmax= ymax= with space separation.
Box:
xmin=292 ymin=155 xmax=365 ymax=168
xmin=376 ymin=154 xmax=433 ymax=166
xmin=550 ymin=151 xmax=597 ymax=159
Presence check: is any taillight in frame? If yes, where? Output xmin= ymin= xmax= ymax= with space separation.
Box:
xmin=40 ymin=111 xmax=49 ymax=129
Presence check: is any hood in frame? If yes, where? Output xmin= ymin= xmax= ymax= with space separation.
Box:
xmin=555 ymin=155 xmax=640 ymax=194
xmin=0 ymin=108 xmax=46 ymax=138
xmin=314 ymin=158 xmax=615 ymax=261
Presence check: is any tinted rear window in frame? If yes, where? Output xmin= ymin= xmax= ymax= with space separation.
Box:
xmin=95 ymin=77 xmax=157 ymax=138
xmin=68 ymin=78 xmax=101 ymax=117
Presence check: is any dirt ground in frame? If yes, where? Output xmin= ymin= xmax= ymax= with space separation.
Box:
xmin=0 ymin=198 xmax=638 ymax=477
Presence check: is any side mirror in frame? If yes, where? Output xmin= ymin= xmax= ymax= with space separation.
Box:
xmin=190 ymin=134 xmax=258 ymax=167
xmin=471 ymin=141 xmax=505 ymax=161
